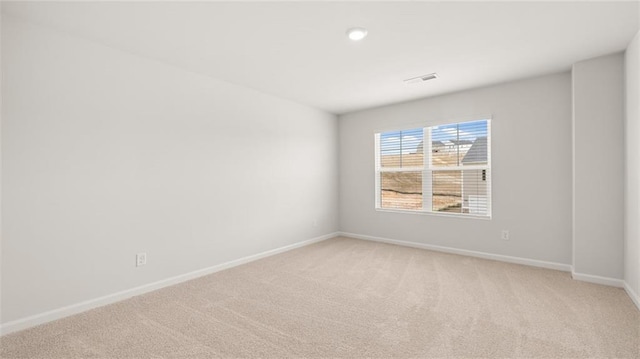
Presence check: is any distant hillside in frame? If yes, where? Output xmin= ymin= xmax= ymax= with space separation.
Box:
xmin=381 ymin=148 xmax=468 ymax=168
xmin=380 ymin=151 xmax=464 ymax=211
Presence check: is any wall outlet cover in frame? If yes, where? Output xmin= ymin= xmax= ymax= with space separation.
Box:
xmin=136 ymin=253 xmax=147 ymax=267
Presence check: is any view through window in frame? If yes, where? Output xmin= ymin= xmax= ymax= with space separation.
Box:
xmin=375 ymin=119 xmax=491 ymax=217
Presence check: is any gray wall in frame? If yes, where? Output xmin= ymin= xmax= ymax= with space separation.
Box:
xmin=339 ymin=73 xmax=573 ymax=265
xmin=572 ymin=53 xmax=624 ymax=280
xmin=1 ymin=16 xmax=338 ymax=324
xmin=625 ymin=31 xmax=640 ymax=297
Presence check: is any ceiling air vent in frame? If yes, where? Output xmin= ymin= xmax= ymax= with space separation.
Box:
xmin=404 ymin=73 xmax=438 ymax=84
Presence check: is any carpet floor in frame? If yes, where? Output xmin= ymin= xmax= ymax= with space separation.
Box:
xmin=1 ymin=236 xmax=639 ymax=358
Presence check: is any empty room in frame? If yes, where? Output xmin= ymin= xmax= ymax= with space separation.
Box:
xmin=1 ymin=1 xmax=639 ymax=358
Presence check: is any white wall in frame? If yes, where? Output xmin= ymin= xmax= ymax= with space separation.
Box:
xmin=625 ymin=31 xmax=640 ymax=303
xmin=339 ymin=73 xmax=573 ymax=265
xmin=0 ymin=6 xmax=4 ymax=327
xmin=1 ymin=15 xmax=338 ymax=325
xmin=572 ymin=53 xmax=624 ymax=281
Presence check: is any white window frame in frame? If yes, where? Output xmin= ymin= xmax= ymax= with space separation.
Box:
xmin=374 ymin=119 xmax=492 ymax=219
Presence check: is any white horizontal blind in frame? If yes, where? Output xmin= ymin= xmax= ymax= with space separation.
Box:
xmin=375 ymin=119 xmax=491 ymax=217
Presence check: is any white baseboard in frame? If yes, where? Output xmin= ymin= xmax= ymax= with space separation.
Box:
xmin=570 ymin=271 xmax=624 ymax=288
xmin=0 ymin=232 xmax=339 ymax=336
xmin=623 ymin=282 xmax=640 ymax=311
xmin=338 ymin=232 xmax=572 ymax=272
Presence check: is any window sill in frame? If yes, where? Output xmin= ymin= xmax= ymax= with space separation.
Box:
xmin=375 ymin=208 xmax=492 ymax=220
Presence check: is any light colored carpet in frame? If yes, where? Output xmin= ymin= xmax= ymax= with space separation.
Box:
xmin=1 ymin=236 xmax=639 ymax=358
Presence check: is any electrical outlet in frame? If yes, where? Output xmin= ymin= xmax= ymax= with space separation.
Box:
xmin=501 ymin=230 xmax=510 ymax=241
xmin=136 ymin=253 xmax=147 ymax=267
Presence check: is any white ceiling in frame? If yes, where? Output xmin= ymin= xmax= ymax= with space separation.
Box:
xmin=2 ymin=1 xmax=639 ymax=114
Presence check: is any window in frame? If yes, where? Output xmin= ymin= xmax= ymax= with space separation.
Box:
xmin=375 ymin=119 xmax=491 ymax=218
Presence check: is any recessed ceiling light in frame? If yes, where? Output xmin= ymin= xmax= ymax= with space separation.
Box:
xmin=404 ymin=73 xmax=438 ymax=84
xmin=346 ymin=27 xmax=368 ymax=41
